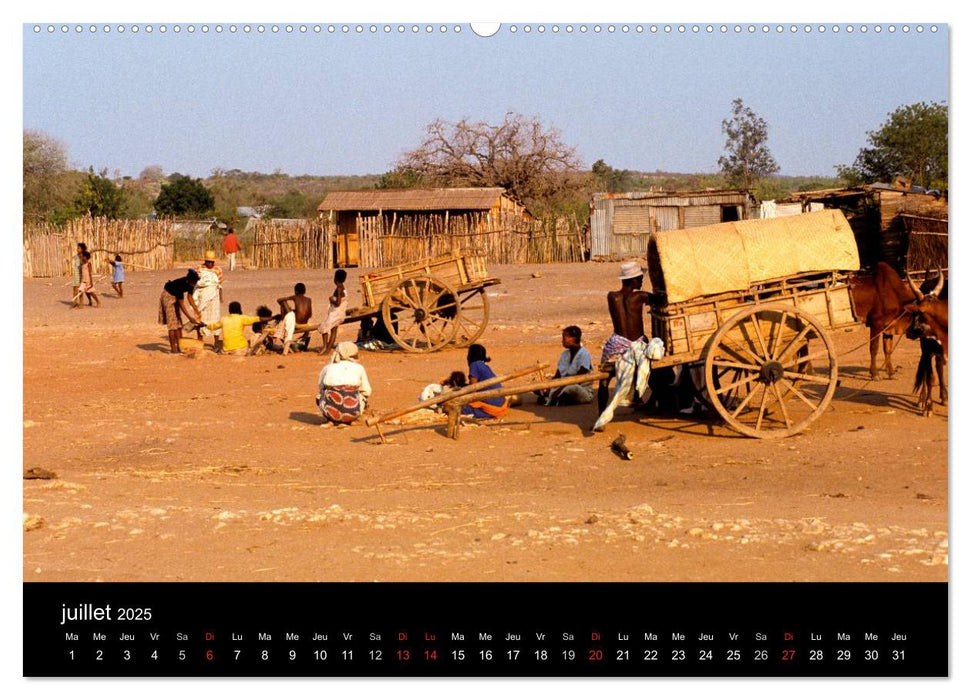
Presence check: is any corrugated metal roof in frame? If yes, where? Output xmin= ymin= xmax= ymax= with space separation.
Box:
xmin=592 ymin=190 xmax=751 ymax=209
xmin=317 ymin=188 xmax=509 ymax=212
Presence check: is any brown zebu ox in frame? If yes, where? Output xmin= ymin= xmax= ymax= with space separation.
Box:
xmin=905 ymin=273 xmax=947 ymax=416
xmin=849 ymin=262 xmax=921 ymax=379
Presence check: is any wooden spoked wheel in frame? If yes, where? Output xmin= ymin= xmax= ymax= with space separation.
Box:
xmin=451 ymin=287 xmax=491 ymax=347
xmin=702 ymin=303 xmax=838 ymax=439
xmin=380 ymin=275 xmax=459 ymax=353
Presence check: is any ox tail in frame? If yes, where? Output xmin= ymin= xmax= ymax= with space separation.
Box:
xmin=914 ymin=346 xmax=934 ymax=395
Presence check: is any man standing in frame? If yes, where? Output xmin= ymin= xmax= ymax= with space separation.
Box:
xmin=222 ymin=227 xmax=241 ymax=271
xmin=194 ymin=251 xmax=224 ymax=348
xmin=598 ymin=261 xmax=652 ymax=412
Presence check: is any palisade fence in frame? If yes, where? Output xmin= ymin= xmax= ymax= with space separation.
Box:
xmin=356 ymin=211 xmax=587 ymax=267
xmin=24 ymin=213 xmax=588 ymax=278
xmin=23 ymin=218 xmax=176 ymax=278
xmin=251 ymin=219 xmax=333 ymax=269
xmin=22 ymin=217 xmax=258 ymax=278
xmin=254 ymin=212 xmax=586 ymax=270
xmin=900 ymin=214 xmax=949 ymax=275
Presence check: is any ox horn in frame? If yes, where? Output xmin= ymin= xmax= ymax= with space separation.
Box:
xmin=906 ymin=272 xmax=924 ymax=301
xmin=930 ymin=268 xmax=944 ymax=297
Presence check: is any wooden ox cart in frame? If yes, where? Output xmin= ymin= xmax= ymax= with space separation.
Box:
xmin=345 ymin=251 xmax=498 ymax=352
xmin=643 ymin=208 xmax=861 ymax=438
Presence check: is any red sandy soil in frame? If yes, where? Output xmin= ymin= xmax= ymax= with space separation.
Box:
xmin=23 ymin=264 xmax=947 ymax=582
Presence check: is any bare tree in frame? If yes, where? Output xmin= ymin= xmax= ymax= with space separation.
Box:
xmin=396 ymin=112 xmax=582 ymax=210
xmin=138 ymin=165 xmax=165 ymax=183
xmin=23 ymin=129 xmax=68 ymax=183
xmin=23 ymin=129 xmax=74 ymax=220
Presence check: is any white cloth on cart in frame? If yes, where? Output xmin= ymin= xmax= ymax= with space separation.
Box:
xmin=592 ymin=337 xmax=665 ymax=431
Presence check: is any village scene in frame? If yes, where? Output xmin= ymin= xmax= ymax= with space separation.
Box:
xmin=22 ymin=24 xmax=947 ymax=585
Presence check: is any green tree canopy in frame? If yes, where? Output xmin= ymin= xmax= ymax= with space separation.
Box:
xmin=717 ymin=98 xmax=779 ymax=191
xmin=591 ymin=159 xmax=637 ymax=193
xmin=266 ymin=190 xmax=313 ymax=218
xmin=837 ymin=101 xmax=947 ymax=189
xmin=73 ymin=168 xmax=126 ymax=219
xmin=154 ymin=174 xmax=216 ymax=217
xmin=376 ymin=167 xmax=424 ymax=190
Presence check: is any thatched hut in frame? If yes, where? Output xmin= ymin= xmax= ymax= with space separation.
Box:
xmin=317 ymin=187 xmax=532 ymax=267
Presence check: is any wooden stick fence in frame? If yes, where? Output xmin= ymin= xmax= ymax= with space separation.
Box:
xmin=357 ymin=211 xmax=586 ymax=268
xmin=179 ymin=212 xmax=590 ymax=273
xmin=252 ymin=220 xmax=333 ymax=269
xmin=23 ymin=217 xmax=176 ymax=278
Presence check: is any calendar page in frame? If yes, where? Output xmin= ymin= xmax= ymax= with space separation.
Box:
xmin=20 ymin=12 xmax=949 ymax=680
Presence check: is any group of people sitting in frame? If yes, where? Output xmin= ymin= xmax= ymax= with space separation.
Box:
xmin=157 ymin=266 xmax=350 ymax=356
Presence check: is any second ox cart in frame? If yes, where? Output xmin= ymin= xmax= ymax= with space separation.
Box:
xmin=254 ymin=251 xmax=500 ymax=354
xmin=345 ymin=251 xmax=499 ymax=352
xmin=642 ymin=207 xmax=861 ymax=438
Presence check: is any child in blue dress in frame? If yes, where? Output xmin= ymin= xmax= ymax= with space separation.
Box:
xmin=463 ymin=344 xmax=509 ymax=419
xmin=109 ymin=254 xmax=125 ymax=297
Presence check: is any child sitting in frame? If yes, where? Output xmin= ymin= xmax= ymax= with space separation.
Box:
xmin=419 ymin=371 xmax=468 ymax=406
xmin=462 ymin=344 xmax=508 ymax=419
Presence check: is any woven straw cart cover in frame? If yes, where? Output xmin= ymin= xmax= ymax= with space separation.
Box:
xmin=647 ymin=209 xmax=860 ymax=303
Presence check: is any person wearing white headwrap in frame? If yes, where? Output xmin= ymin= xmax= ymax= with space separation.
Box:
xmin=316 ymin=341 xmax=372 ymax=425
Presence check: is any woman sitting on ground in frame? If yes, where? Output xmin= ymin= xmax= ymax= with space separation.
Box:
xmin=317 ymin=341 xmax=372 ymax=426
xmin=462 ymin=344 xmax=509 ymax=419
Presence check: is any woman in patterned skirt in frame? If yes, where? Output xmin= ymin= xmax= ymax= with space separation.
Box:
xmin=316 ymin=341 xmax=372 ymax=425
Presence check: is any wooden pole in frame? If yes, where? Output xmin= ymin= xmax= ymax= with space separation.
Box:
xmin=439 ymin=371 xmax=610 ymax=441
xmin=449 ymin=371 xmax=610 ymax=406
xmin=364 ymin=362 xmax=549 ymax=427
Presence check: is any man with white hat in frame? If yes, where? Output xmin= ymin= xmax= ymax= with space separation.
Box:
xmin=598 ymin=260 xmax=652 ymax=412
xmin=193 ymin=250 xmax=224 ymax=347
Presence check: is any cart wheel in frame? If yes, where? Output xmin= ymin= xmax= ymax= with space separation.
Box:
xmin=380 ymin=275 xmax=459 ymax=353
xmin=451 ymin=287 xmax=491 ymax=347
xmin=702 ymin=303 xmax=838 ymax=439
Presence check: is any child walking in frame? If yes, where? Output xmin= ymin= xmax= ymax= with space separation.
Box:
xmin=78 ymin=251 xmax=100 ymax=308
xmin=108 ymin=254 xmax=125 ymax=297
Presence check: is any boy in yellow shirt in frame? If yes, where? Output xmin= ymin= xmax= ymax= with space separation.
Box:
xmin=206 ymin=301 xmax=262 ymax=355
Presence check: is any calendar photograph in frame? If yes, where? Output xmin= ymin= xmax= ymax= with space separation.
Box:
xmin=22 ymin=20 xmax=947 ymax=594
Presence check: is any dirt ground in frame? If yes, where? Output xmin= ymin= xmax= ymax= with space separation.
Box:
xmin=22 ymin=263 xmax=947 ymax=582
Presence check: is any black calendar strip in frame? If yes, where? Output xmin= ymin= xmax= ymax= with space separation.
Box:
xmin=24 ymin=582 xmax=947 ymax=677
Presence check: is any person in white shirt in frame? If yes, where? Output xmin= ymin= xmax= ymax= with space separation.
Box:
xmin=316 ymin=341 xmax=372 ymax=425
xmin=536 ymin=325 xmax=595 ymax=406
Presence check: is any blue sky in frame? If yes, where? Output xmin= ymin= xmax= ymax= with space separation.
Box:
xmin=22 ymin=21 xmax=947 ymax=179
